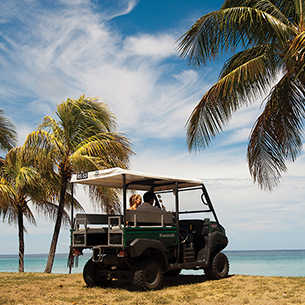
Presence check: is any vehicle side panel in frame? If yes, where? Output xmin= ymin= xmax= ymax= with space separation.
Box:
xmin=124 ymin=227 xmax=177 ymax=247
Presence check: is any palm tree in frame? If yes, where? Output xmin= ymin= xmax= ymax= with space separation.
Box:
xmin=178 ymin=0 xmax=305 ymax=190
xmin=25 ymin=95 xmax=133 ymax=273
xmin=0 ymin=147 xmax=70 ymax=272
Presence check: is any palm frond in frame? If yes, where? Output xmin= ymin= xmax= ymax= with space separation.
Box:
xmin=220 ymin=44 xmax=280 ymax=77
xmin=24 ymin=130 xmax=65 ymax=168
xmin=0 ymin=109 xmax=17 ymax=152
xmin=247 ymin=73 xmax=305 ymax=189
xmin=74 ymin=95 xmax=117 ymax=132
xmin=178 ymin=5 xmax=291 ymax=67
xmin=54 ymin=96 xmax=117 ymax=150
xmin=69 ymin=154 xmax=101 ymax=173
xmin=31 ymin=200 xmax=71 ymax=226
xmin=38 ymin=116 xmax=62 ymax=135
xmin=222 ymin=0 xmax=291 ymax=24
xmin=22 ymin=203 xmax=36 ymax=226
xmin=15 ymin=166 xmax=39 ymax=190
xmin=0 ymin=205 xmax=18 ymax=224
xmin=285 ymin=31 xmax=305 ymax=58
xmin=186 ymin=46 xmax=280 ymax=151
xmin=73 ymin=132 xmax=133 ymax=169
xmin=0 ymin=176 xmax=16 ymax=210
xmin=86 ymin=185 xmax=122 ymax=215
xmin=284 ymin=31 xmax=305 ymax=83
xmin=64 ymin=187 xmax=84 ymax=211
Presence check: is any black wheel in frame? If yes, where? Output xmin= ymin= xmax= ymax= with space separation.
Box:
xmin=83 ymin=258 xmax=111 ymax=288
xmin=131 ymin=260 xmax=163 ymax=290
xmin=164 ymin=269 xmax=181 ymax=276
xmin=204 ymin=252 xmax=229 ymax=280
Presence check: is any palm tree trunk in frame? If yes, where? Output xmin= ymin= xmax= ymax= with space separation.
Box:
xmin=18 ymin=207 xmax=24 ymax=272
xmin=44 ymin=175 xmax=68 ymax=273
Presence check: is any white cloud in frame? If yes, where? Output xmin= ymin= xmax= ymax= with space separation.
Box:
xmin=98 ymin=0 xmax=139 ymax=20
xmin=124 ymin=33 xmax=177 ymax=57
xmin=33 ymin=73 xmax=68 ymax=101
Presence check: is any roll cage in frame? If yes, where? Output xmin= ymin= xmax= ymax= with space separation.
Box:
xmin=71 ymin=168 xmax=223 ymax=240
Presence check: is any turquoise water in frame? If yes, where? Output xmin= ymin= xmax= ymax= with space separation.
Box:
xmin=225 ymin=250 xmax=305 ymax=277
xmin=0 ymin=250 xmax=304 ymax=276
xmin=0 ymin=253 xmax=92 ymax=274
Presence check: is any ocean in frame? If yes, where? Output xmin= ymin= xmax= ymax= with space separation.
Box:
xmin=0 ymin=250 xmax=304 ymax=276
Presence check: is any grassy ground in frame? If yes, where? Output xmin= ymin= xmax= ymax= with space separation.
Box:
xmin=0 ymin=272 xmax=304 ymax=305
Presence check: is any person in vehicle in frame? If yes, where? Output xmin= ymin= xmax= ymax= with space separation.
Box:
xmin=129 ymin=194 xmax=142 ymax=210
xmin=136 ymin=191 xmax=163 ymax=211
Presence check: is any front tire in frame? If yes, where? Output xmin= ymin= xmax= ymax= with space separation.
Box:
xmin=205 ymin=252 xmax=229 ymax=280
xmin=83 ymin=259 xmax=111 ymax=288
xmin=131 ymin=260 xmax=163 ymax=290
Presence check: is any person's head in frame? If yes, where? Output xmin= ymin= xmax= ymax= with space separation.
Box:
xmin=129 ymin=194 xmax=142 ymax=207
xmin=143 ymin=191 xmax=155 ymax=205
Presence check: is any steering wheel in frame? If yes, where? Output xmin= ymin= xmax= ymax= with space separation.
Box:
xmin=179 ymin=227 xmax=189 ymax=244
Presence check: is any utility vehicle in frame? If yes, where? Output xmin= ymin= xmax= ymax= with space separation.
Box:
xmin=69 ymin=168 xmax=229 ymax=290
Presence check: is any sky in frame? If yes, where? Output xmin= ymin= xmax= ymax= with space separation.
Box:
xmin=0 ymin=0 xmax=305 ymax=257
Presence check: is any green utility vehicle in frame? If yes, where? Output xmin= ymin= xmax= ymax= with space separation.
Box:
xmin=70 ymin=168 xmax=229 ymax=290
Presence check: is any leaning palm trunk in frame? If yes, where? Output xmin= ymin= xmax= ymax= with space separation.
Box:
xmin=44 ymin=176 xmax=68 ymax=273
xmin=18 ymin=207 xmax=24 ymax=272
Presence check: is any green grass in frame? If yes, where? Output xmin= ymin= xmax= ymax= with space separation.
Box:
xmin=0 ymin=273 xmax=304 ymax=304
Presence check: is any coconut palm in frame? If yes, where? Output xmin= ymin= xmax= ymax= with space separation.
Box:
xmin=25 ymin=95 xmax=133 ymax=273
xmin=0 ymin=147 xmax=72 ymax=272
xmin=178 ymin=0 xmax=305 ymax=190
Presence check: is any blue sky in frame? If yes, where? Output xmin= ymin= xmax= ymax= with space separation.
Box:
xmin=0 ymin=0 xmax=305 ymax=257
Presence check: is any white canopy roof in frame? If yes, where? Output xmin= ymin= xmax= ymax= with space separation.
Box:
xmin=71 ymin=167 xmax=203 ymax=191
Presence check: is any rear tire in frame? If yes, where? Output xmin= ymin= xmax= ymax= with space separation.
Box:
xmin=205 ymin=252 xmax=229 ymax=280
xmin=131 ymin=260 xmax=163 ymax=290
xmin=83 ymin=259 xmax=111 ymax=288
